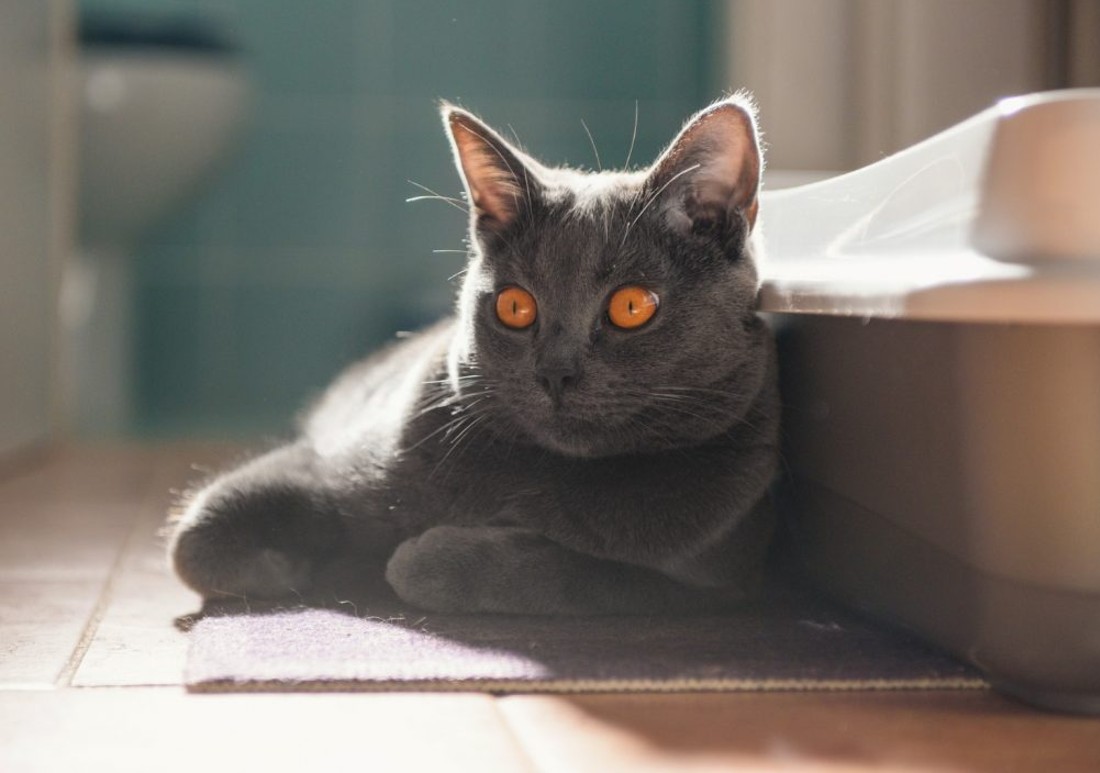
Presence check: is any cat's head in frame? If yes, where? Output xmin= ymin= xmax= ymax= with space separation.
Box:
xmin=443 ymin=96 xmax=768 ymax=458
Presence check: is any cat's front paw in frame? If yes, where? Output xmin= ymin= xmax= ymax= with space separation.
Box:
xmin=385 ymin=525 xmax=598 ymax=613
xmin=385 ymin=526 xmax=482 ymax=612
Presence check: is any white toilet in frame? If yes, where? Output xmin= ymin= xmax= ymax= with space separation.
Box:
xmin=66 ymin=13 xmax=250 ymax=434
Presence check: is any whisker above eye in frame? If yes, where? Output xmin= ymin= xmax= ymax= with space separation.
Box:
xmin=406 ymin=180 xmax=469 ymax=213
xmin=619 ymin=163 xmax=702 ymax=248
xmin=580 ymin=118 xmax=602 ymax=172
xmin=623 ymin=100 xmax=639 ymax=171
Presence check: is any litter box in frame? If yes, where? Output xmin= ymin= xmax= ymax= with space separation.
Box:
xmin=757 ymin=89 xmax=1100 ymax=713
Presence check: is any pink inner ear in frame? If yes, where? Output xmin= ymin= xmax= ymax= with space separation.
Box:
xmin=651 ymin=101 xmax=762 ymax=227
xmin=687 ymin=110 xmax=759 ymax=210
xmin=450 ymin=118 xmax=523 ymax=226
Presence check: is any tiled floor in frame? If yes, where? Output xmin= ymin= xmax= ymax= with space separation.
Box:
xmin=2 ymin=446 xmax=1099 ymax=772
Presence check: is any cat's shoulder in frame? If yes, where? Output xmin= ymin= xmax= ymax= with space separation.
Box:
xmin=300 ymin=317 xmax=456 ymax=437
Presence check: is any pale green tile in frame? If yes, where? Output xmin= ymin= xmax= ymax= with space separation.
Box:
xmin=128 ymin=0 xmax=722 ymax=436
xmin=229 ymin=0 xmax=367 ymax=95
xmin=132 ymin=280 xmax=206 ymax=430
xmin=228 ymin=125 xmax=372 ymax=251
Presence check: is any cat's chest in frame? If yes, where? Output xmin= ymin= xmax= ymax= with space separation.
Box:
xmin=397 ymin=411 xmax=551 ymax=494
xmin=393 ymin=410 xmax=709 ymax=525
xmin=388 ymin=412 xmax=552 ymax=518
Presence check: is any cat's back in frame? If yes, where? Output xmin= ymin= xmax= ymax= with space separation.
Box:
xmin=301 ymin=318 xmax=455 ymax=460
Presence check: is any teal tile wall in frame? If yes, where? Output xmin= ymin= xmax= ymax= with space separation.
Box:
xmin=82 ymin=0 xmax=725 ymax=437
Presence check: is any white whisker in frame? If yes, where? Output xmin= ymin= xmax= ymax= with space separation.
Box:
xmin=431 ymin=413 xmax=490 ymax=479
xmin=624 ymin=100 xmax=639 ymax=170
xmin=581 ymin=118 xmax=602 ymax=172
xmin=406 ymin=180 xmax=468 ymax=214
xmin=620 ymin=163 xmax=702 ymax=248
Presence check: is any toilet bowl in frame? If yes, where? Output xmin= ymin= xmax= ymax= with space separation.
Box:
xmin=66 ymin=13 xmax=250 ymax=434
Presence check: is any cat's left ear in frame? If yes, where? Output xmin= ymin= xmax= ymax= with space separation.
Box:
xmin=442 ymin=104 xmax=542 ymax=233
xmin=646 ymin=93 xmax=763 ymax=234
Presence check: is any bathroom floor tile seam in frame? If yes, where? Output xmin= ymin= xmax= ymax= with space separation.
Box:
xmin=0 ymin=444 xmax=207 ymax=690
xmin=2 ymin=445 xmax=1100 ymax=773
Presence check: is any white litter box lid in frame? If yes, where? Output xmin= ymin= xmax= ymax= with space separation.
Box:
xmin=757 ymin=89 xmax=1100 ymax=324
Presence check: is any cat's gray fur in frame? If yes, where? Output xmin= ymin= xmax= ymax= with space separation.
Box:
xmin=169 ymin=94 xmax=780 ymax=614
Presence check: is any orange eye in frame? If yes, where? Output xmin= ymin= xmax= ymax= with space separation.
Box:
xmin=495 ymin=286 xmax=537 ymax=329
xmin=607 ymin=286 xmax=659 ymax=329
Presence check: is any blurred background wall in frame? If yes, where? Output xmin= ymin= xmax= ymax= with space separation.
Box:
xmin=732 ymin=0 xmax=1100 ymax=172
xmin=1 ymin=0 xmax=1096 ymax=453
xmin=0 ymin=2 xmax=73 ymax=456
xmin=81 ymin=0 xmax=724 ymax=439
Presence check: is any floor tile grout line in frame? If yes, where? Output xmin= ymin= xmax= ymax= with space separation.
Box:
xmin=1 ymin=683 xmax=182 ymax=693
xmin=54 ymin=503 xmax=145 ymax=688
xmin=55 ymin=457 xmax=169 ymax=689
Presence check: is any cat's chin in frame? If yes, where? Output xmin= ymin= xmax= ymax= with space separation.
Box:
xmin=519 ymin=417 xmax=636 ymax=459
xmin=532 ymin=432 xmax=604 ymax=459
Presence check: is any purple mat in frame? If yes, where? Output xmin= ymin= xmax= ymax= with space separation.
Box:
xmin=184 ymin=581 xmax=985 ymax=694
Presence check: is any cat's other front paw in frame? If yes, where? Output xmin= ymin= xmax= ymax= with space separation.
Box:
xmin=171 ymin=506 xmax=314 ymax=600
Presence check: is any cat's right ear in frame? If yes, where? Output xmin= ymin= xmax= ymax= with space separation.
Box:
xmin=442 ymin=104 xmax=539 ymax=232
xmin=646 ymin=93 xmax=763 ymax=235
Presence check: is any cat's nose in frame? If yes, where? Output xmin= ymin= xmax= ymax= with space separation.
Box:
xmin=535 ymin=365 xmax=580 ymax=405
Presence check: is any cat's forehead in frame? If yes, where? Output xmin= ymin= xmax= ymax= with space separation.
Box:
xmin=547 ymin=167 xmax=646 ymax=205
xmin=548 ymin=169 xmax=650 ymax=239
xmin=477 ymin=165 xmax=678 ymax=303
xmin=521 ymin=190 xmax=666 ymax=287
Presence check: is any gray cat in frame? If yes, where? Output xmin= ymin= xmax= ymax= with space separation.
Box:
xmin=169 ymin=95 xmax=780 ymax=615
